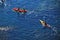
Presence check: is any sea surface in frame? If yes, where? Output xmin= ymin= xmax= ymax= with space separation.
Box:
xmin=0 ymin=0 xmax=60 ymax=40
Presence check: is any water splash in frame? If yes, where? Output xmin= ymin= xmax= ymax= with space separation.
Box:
xmin=47 ymin=24 xmax=57 ymax=34
xmin=0 ymin=0 xmax=6 ymax=6
xmin=27 ymin=10 xmax=35 ymax=15
xmin=52 ymin=27 xmax=57 ymax=34
xmin=0 ymin=26 xmax=13 ymax=31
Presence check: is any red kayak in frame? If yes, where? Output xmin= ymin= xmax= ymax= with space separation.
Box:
xmin=13 ymin=8 xmax=27 ymax=13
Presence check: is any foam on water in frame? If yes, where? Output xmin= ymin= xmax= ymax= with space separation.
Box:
xmin=0 ymin=26 xmax=13 ymax=31
xmin=27 ymin=10 xmax=35 ymax=15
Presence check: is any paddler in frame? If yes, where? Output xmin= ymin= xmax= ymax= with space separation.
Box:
xmin=13 ymin=8 xmax=27 ymax=14
xmin=40 ymin=20 xmax=51 ymax=28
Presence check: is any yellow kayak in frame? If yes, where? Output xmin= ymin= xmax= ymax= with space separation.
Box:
xmin=40 ymin=20 xmax=51 ymax=28
xmin=40 ymin=20 xmax=47 ymax=26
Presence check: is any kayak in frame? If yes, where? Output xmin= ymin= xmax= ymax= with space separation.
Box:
xmin=13 ymin=8 xmax=27 ymax=13
xmin=40 ymin=20 xmax=51 ymax=28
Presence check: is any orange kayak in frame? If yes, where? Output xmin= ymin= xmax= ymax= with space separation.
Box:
xmin=13 ymin=8 xmax=27 ymax=13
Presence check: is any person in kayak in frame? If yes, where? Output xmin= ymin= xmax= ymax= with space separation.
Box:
xmin=40 ymin=20 xmax=51 ymax=28
xmin=13 ymin=8 xmax=27 ymax=13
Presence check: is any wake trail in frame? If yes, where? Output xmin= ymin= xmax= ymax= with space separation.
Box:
xmin=52 ymin=27 xmax=57 ymax=34
xmin=48 ymin=24 xmax=57 ymax=34
xmin=26 ymin=10 xmax=35 ymax=15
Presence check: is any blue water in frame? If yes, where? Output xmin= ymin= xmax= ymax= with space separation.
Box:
xmin=0 ymin=0 xmax=60 ymax=40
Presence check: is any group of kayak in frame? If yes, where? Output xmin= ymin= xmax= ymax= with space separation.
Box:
xmin=13 ymin=8 xmax=52 ymax=29
xmin=0 ymin=0 xmax=52 ymax=29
